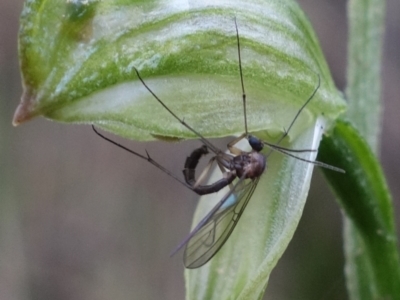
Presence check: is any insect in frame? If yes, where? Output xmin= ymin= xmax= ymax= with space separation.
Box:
xmin=93 ymin=19 xmax=344 ymax=269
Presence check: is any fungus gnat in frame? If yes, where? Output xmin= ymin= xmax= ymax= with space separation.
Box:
xmin=93 ymin=19 xmax=344 ymax=269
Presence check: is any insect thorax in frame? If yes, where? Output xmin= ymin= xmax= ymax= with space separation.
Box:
xmin=233 ymin=152 xmax=266 ymax=179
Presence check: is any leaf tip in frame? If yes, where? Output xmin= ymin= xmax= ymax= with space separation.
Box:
xmin=12 ymin=86 xmax=38 ymax=126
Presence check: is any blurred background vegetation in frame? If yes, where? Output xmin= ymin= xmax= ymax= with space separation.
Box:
xmin=1 ymin=0 xmax=399 ymax=299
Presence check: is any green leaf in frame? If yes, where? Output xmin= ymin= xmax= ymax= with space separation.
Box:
xmin=318 ymin=120 xmax=400 ymax=299
xmin=14 ymin=0 xmax=345 ymax=141
xmin=15 ymin=1 xmax=347 ymax=299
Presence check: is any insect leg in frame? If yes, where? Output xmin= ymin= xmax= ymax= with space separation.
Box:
xmin=133 ymin=68 xmax=221 ymax=155
xmin=92 ymin=125 xmax=194 ymax=190
xmin=274 ymin=74 xmax=321 ymax=147
xmin=234 ymin=17 xmax=248 ymax=136
xmin=226 ymin=132 xmax=248 ymax=155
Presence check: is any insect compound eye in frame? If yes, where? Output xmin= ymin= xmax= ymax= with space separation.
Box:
xmin=248 ymin=135 xmax=264 ymax=152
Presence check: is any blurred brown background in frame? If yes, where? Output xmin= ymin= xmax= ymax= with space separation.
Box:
xmin=1 ymin=1 xmax=399 ymax=299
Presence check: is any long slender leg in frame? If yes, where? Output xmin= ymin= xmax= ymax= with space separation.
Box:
xmin=215 ymin=158 xmax=236 ymax=191
xmin=261 ymin=140 xmax=316 ymax=153
xmin=92 ymin=125 xmax=194 ymax=189
xmin=133 ymin=68 xmax=221 ymax=155
xmin=273 ymin=74 xmax=321 ymax=148
xmin=271 ymin=146 xmax=345 ymax=173
xmin=192 ymin=152 xmax=236 ymax=190
xmin=234 ymin=17 xmax=248 ymax=136
xmin=227 ymin=133 xmax=247 ymax=155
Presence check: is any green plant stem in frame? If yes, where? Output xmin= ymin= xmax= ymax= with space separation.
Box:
xmin=319 ymin=121 xmax=400 ymax=299
xmin=346 ymin=0 xmax=385 ymax=151
xmin=318 ymin=0 xmax=400 ymax=299
xmin=344 ymin=1 xmax=390 ymax=298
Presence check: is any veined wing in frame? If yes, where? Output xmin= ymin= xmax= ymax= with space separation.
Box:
xmin=183 ymin=176 xmax=260 ymax=269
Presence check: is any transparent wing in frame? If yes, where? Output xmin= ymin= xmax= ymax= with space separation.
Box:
xmin=183 ymin=176 xmax=260 ymax=269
